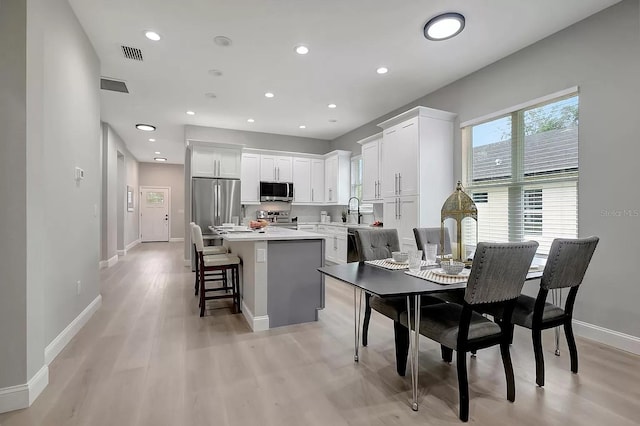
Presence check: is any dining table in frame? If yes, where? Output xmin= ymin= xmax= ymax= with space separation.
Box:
xmin=318 ymin=261 xmax=544 ymax=412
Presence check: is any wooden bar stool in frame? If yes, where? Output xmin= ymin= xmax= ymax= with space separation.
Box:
xmin=189 ymin=223 xmax=227 ymax=295
xmin=192 ymin=224 xmax=241 ymax=317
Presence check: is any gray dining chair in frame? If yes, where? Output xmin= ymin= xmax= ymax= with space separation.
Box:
xmin=399 ymin=241 xmax=538 ymax=422
xmin=354 ymin=228 xmax=443 ymax=375
xmin=511 ymin=236 xmax=599 ymax=387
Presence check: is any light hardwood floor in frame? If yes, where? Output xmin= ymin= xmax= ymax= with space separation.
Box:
xmin=1 ymin=242 xmax=638 ymax=425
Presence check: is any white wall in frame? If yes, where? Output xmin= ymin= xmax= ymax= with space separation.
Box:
xmin=332 ymin=0 xmax=640 ymax=338
xmin=139 ymin=162 xmax=185 ymax=239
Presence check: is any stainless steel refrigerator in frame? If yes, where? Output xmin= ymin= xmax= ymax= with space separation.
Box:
xmin=192 ymin=177 xmax=241 ymax=234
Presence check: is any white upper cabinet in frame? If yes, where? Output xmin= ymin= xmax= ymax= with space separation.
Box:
xmin=358 ymin=133 xmax=383 ymax=203
xmin=324 ymin=150 xmax=351 ymax=205
xmin=260 ymin=155 xmax=292 ymax=182
xmin=292 ymin=157 xmax=311 ymax=203
xmin=310 ymin=158 xmax=325 ymax=204
xmin=380 ymin=117 xmax=419 ymax=197
xmin=192 ymin=145 xmax=242 ymax=179
xmin=240 ymin=152 xmax=260 ymax=204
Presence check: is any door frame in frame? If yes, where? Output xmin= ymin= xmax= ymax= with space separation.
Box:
xmin=139 ymin=186 xmax=172 ymax=242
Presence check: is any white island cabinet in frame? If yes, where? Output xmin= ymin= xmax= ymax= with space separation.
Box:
xmin=221 ymin=227 xmax=325 ymax=331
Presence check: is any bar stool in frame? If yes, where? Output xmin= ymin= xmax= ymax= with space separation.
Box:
xmin=189 ymin=223 xmax=227 ymax=295
xmin=191 ymin=224 xmax=241 ymax=316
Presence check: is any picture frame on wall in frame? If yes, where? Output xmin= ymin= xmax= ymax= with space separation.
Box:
xmin=127 ymin=185 xmax=134 ymax=211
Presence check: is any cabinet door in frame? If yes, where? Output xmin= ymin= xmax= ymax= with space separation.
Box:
xmin=241 ymin=153 xmax=260 ymax=204
xmin=395 ymin=118 xmax=419 ymax=196
xmin=292 ymin=157 xmax=311 ymax=203
xmin=217 ymin=147 xmax=242 ymax=179
xmin=260 ymin=155 xmax=277 ymax=181
xmin=336 ymin=233 xmax=347 ymax=264
xmin=325 ymin=155 xmax=338 ymax=202
xmin=191 ymin=148 xmax=216 ymax=178
xmin=381 ymin=128 xmax=400 ymax=198
xmin=398 ymin=196 xmax=419 ymax=251
xmin=310 ymin=159 xmax=325 ymax=203
xmin=382 ymin=198 xmax=400 ymax=236
xmin=276 ymin=156 xmax=293 ymax=182
xmin=361 ymin=140 xmax=380 ymax=202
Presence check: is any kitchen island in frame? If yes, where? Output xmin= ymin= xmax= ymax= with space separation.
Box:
xmin=219 ymin=227 xmax=325 ymax=331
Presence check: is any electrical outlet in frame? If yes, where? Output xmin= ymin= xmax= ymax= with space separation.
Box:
xmin=76 ymin=280 xmax=81 ymax=295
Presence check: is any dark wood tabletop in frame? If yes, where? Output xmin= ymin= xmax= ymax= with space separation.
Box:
xmin=318 ymin=262 xmax=467 ymax=297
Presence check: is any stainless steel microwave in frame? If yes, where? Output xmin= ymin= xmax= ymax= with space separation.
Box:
xmin=260 ymin=181 xmax=294 ymax=202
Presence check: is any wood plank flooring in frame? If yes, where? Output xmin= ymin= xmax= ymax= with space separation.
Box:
xmin=1 ymin=242 xmax=638 ymax=425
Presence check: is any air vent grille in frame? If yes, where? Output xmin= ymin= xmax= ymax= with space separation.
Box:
xmin=121 ymin=45 xmax=143 ymax=61
xmin=100 ymin=78 xmax=129 ymax=93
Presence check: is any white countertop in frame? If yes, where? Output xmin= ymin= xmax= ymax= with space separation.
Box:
xmin=298 ymin=222 xmax=379 ymax=229
xmin=216 ymin=226 xmax=325 ymax=242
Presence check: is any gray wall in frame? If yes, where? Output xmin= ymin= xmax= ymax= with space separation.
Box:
xmin=139 ymin=163 xmax=185 ymax=239
xmin=332 ymin=0 xmax=640 ymax=337
xmin=185 ymin=125 xmax=331 ymax=155
xmin=101 ymin=123 xmax=139 ymax=259
xmin=0 ymin=0 xmax=29 ymax=389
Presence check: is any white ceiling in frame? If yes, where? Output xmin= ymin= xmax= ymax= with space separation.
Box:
xmin=68 ymin=0 xmax=620 ymax=164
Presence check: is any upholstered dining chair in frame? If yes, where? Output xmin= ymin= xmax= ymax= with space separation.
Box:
xmin=189 ymin=222 xmax=228 ymax=296
xmin=191 ymin=224 xmax=241 ymax=316
xmin=354 ymin=228 xmax=443 ymax=375
xmin=511 ymin=236 xmax=599 ymax=387
xmin=399 ymin=241 xmax=538 ymax=422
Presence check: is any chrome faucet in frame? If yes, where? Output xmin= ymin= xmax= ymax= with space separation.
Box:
xmin=348 ymin=197 xmax=362 ymax=224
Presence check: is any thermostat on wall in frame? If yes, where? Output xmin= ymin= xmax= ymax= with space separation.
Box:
xmin=74 ymin=167 xmax=85 ymax=180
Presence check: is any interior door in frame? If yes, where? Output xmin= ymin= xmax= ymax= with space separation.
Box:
xmin=141 ymin=187 xmax=169 ymax=242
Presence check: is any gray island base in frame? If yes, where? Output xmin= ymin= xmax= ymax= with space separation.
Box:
xmin=221 ymin=228 xmax=325 ymax=331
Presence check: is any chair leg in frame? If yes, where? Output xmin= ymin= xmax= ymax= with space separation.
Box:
xmin=564 ymin=320 xmax=579 ymax=374
xmin=441 ymin=345 xmax=453 ymax=363
xmin=500 ymin=341 xmax=516 ymax=402
xmin=199 ymin=267 xmax=206 ymax=317
xmin=194 ymin=261 xmax=199 ymax=296
xmin=532 ymin=328 xmax=545 ymax=386
xmin=362 ymin=293 xmax=372 ymax=346
xmin=393 ymin=321 xmax=409 ymax=376
xmin=456 ymin=351 xmax=469 ymax=422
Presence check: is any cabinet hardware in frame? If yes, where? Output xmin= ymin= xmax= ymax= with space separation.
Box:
xmin=398 ymin=173 xmax=401 ymax=194
xmin=312 ymin=188 xmax=314 ymax=201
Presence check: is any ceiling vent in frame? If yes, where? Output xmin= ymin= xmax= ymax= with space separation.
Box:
xmin=121 ymin=45 xmax=143 ymax=61
xmin=100 ymin=78 xmax=129 ymax=93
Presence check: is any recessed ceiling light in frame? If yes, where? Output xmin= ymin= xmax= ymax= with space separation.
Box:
xmin=154 ymin=151 xmax=161 ymax=155
xmin=295 ymin=45 xmax=309 ymax=55
xmin=208 ymin=69 xmax=223 ymax=77
xmin=247 ymin=118 xmax=255 ymax=123
xmin=299 ymin=125 xmax=306 ymax=129
xmin=136 ymin=123 xmax=156 ymax=131
xmin=186 ymin=111 xmax=195 ymax=115
xmin=424 ymin=12 xmax=465 ymax=41
xmin=148 ymin=138 xmax=156 ymax=142
xmin=328 ymin=119 xmax=337 ymax=123
xmin=376 ymin=67 xmax=388 ymax=75
xmin=265 ymin=92 xmax=275 ymax=98
xmin=204 ymin=92 xmax=217 ymax=98
xmin=144 ymin=31 xmax=161 ymax=41
xmin=213 ymin=36 xmax=232 ymax=47
xmin=154 ymin=157 xmax=167 ymax=162
xmin=328 ymin=103 xmax=337 ymax=109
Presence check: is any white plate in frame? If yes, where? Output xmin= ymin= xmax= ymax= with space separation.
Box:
xmin=431 ymin=268 xmax=470 ymax=278
xmin=386 ymin=258 xmax=409 ymax=265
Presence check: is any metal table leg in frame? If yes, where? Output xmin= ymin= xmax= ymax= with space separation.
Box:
xmin=406 ymin=294 xmax=421 ymax=411
xmin=552 ymin=288 xmax=563 ymax=356
xmin=353 ymin=287 xmax=363 ymax=362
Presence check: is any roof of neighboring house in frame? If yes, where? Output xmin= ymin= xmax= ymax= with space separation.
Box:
xmin=472 ymin=126 xmax=578 ymax=181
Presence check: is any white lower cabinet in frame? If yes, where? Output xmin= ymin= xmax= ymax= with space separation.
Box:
xmin=383 ymin=195 xmax=419 ymax=252
xmin=297 ymin=224 xmax=317 ymax=232
xmin=316 ymin=224 xmax=347 ymax=263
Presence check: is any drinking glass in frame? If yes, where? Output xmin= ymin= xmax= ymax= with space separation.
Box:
xmin=424 ymin=243 xmax=438 ymax=265
xmin=408 ymin=250 xmax=423 ymax=273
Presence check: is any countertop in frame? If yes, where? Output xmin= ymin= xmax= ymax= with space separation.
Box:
xmin=297 ymin=222 xmax=382 ymax=229
xmin=214 ymin=226 xmax=326 ymax=242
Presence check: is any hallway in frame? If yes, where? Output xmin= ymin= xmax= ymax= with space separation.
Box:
xmin=0 ymin=242 xmax=638 ymax=425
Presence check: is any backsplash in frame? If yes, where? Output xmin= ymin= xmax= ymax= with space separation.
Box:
xmin=241 ymin=202 xmax=383 ymax=224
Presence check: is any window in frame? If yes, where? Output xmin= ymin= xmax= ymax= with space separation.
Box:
xmin=350 ymin=155 xmax=362 ymax=200
xmin=462 ymin=90 xmax=579 ymax=254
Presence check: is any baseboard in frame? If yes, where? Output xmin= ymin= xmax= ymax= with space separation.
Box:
xmin=0 ymin=364 xmax=48 ymax=413
xmin=126 ymin=239 xmax=141 ymax=251
xmin=169 ymin=237 xmax=184 ymax=242
xmin=184 ymin=259 xmax=192 ymax=267
xmin=117 ymin=249 xmax=126 ymax=256
xmin=574 ymin=320 xmax=640 ymax=355
xmin=99 ymin=255 xmax=118 ymax=269
xmin=241 ymin=300 xmax=269 ymax=332
xmin=45 ymin=295 xmax=102 ymax=365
